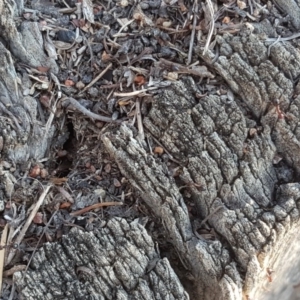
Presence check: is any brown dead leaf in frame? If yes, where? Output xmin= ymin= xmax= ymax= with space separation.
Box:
xmin=49 ymin=177 xmax=68 ymax=185
xmin=178 ymin=0 xmax=187 ymax=12
xmin=134 ymin=75 xmax=146 ymax=86
xmin=40 ymin=169 xmax=48 ymax=179
xmin=118 ymin=100 xmax=133 ymax=106
xmin=39 ymin=93 xmax=51 ymax=108
xmin=104 ymin=164 xmax=111 ymax=173
xmin=65 ymin=79 xmax=75 ymax=86
xmin=29 ymin=165 xmax=41 ymax=178
xmin=79 ymin=19 xmax=86 ymax=28
xmin=222 ymin=16 xmax=231 ymax=24
xmin=33 ymin=212 xmax=43 ymax=224
xmin=60 ymin=202 xmax=72 ymax=209
xmin=113 ymin=178 xmax=121 ymax=187
xmin=102 ymin=51 xmax=111 ymax=62
xmin=154 ymin=146 xmax=164 ymax=154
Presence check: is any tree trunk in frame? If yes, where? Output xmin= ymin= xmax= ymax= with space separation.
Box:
xmin=1 ymin=0 xmax=300 ymax=299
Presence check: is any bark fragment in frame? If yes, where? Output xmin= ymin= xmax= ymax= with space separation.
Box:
xmin=102 ymin=77 xmax=300 ymax=299
xmin=14 ymin=218 xmax=189 ymax=300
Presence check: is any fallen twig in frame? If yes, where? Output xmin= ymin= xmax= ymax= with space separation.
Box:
xmin=0 ymin=224 xmax=8 ymax=296
xmin=114 ymin=87 xmax=158 ymax=97
xmin=187 ymin=0 xmax=198 ymax=65
xmin=3 ymin=264 xmax=27 ymax=277
xmin=79 ymin=63 xmax=112 ymax=94
xmin=70 ymin=202 xmax=123 ymax=216
xmin=136 ymin=98 xmax=144 ymax=140
xmin=265 ymin=33 xmax=300 ymax=42
xmin=203 ymin=0 xmax=215 ymax=54
xmin=6 ymin=184 xmax=52 ymax=265
xmin=64 ymin=97 xmax=122 ymax=123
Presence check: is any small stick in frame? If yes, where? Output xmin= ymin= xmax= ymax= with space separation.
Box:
xmin=187 ymin=0 xmax=198 ymax=65
xmin=136 ymin=98 xmax=144 ymax=140
xmin=199 ymin=206 xmax=223 ymax=227
xmin=25 ymin=211 xmax=58 ymax=272
xmin=79 ymin=63 xmax=112 ymax=94
xmin=0 ymin=224 xmax=8 ymax=295
xmin=3 ymin=264 xmax=27 ymax=277
xmin=265 ymin=33 xmax=300 ymax=42
xmin=6 ymin=184 xmax=52 ymax=265
xmin=76 ymin=266 xmax=96 ymax=277
xmin=203 ymin=0 xmax=215 ymax=54
xmin=65 ymin=97 xmax=122 ymax=123
xmin=113 ymin=19 xmax=135 ymax=41
xmin=267 ymin=35 xmax=281 ymax=56
xmin=114 ymin=87 xmax=158 ymax=97
xmin=70 ymin=202 xmax=123 ymax=216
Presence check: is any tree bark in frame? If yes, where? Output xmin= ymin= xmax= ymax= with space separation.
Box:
xmin=0 ymin=0 xmax=300 ymax=299
xmin=14 ymin=218 xmax=189 ymax=300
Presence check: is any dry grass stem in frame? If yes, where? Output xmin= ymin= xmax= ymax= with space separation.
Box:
xmin=203 ymin=0 xmax=215 ymax=54
xmin=3 ymin=265 xmax=27 ymax=277
xmin=70 ymin=202 xmax=123 ymax=216
xmin=187 ymin=0 xmax=198 ymax=65
xmin=136 ymin=98 xmax=144 ymax=140
xmin=0 ymin=224 xmax=8 ymax=296
xmin=6 ymin=184 xmax=52 ymax=265
xmin=114 ymin=87 xmax=157 ymax=97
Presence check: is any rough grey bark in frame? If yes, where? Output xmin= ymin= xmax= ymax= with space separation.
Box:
xmin=101 ymin=75 xmax=300 ymax=299
xmin=2 ymin=0 xmax=300 ymax=299
xmin=0 ymin=0 xmax=58 ymax=164
xmin=14 ymin=218 xmax=189 ymax=300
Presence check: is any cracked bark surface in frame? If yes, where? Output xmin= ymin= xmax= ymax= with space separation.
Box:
xmin=0 ymin=0 xmax=58 ymax=164
xmin=1 ymin=0 xmax=300 ymax=298
xmin=14 ymin=218 xmax=188 ymax=300
xmin=102 ymin=75 xmax=300 ymax=299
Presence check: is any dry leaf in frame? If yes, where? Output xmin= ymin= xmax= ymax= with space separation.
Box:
xmin=40 ymin=169 xmax=48 ymax=179
xmin=33 ymin=212 xmax=43 ymax=224
xmin=237 ymin=0 xmax=246 ymax=10
xmin=166 ymin=72 xmax=178 ymax=81
xmin=154 ymin=146 xmax=164 ymax=154
xmin=134 ymin=75 xmax=146 ymax=86
xmin=133 ymin=5 xmax=154 ymax=26
xmin=178 ymin=0 xmax=187 ymax=12
xmin=102 ymin=51 xmax=111 ymax=62
xmin=29 ymin=165 xmax=41 ymax=178
xmin=118 ymin=99 xmax=133 ymax=106
xmin=60 ymin=202 xmax=72 ymax=209
xmin=82 ymin=0 xmax=94 ymax=24
xmin=65 ymin=79 xmax=75 ymax=86
xmin=222 ymin=16 xmax=231 ymax=24
xmin=162 ymin=20 xmax=172 ymax=28
xmin=49 ymin=177 xmax=68 ymax=185
xmin=113 ymin=178 xmax=121 ymax=187
xmin=104 ymin=164 xmax=111 ymax=173
xmin=40 ymin=93 xmax=51 ymax=108
xmin=56 ymin=186 xmax=74 ymax=203
xmin=52 ymin=40 xmax=73 ymax=49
